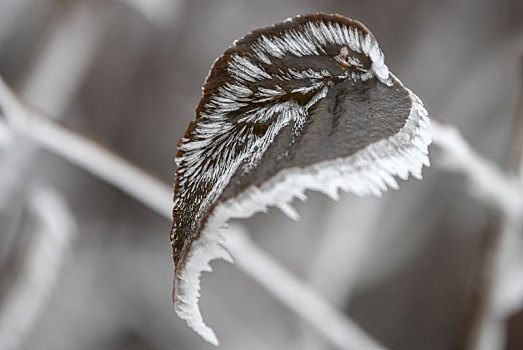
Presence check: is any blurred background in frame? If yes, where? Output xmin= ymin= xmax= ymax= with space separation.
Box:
xmin=0 ymin=0 xmax=523 ymax=349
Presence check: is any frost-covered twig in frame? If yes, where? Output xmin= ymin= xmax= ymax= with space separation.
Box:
xmin=0 ymin=76 xmax=172 ymax=219
xmin=0 ymin=188 xmax=78 ymax=350
xmin=0 ymin=75 xmax=385 ymax=350
xmin=431 ymin=120 xmax=523 ymax=217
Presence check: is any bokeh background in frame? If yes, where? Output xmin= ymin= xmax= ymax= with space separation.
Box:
xmin=1 ymin=0 xmax=523 ymax=349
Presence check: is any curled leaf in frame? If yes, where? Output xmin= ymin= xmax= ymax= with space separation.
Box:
xmin=170 ymin=13 xmax=431 ymax=344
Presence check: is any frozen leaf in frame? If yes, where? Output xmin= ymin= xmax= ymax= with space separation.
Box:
xmin=169 ymin=13 xmax=431 ymax=344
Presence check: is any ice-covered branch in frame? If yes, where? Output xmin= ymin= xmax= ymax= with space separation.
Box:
xmin=0 ymin=188 xmax=78 ymax=350
xmin=0 ymin=75 xmax=386 ymax=350
xmin=431 ymin=120 xmax=523 ymax=217
xmin=0 ymin=76 xmax=172 ymax=219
